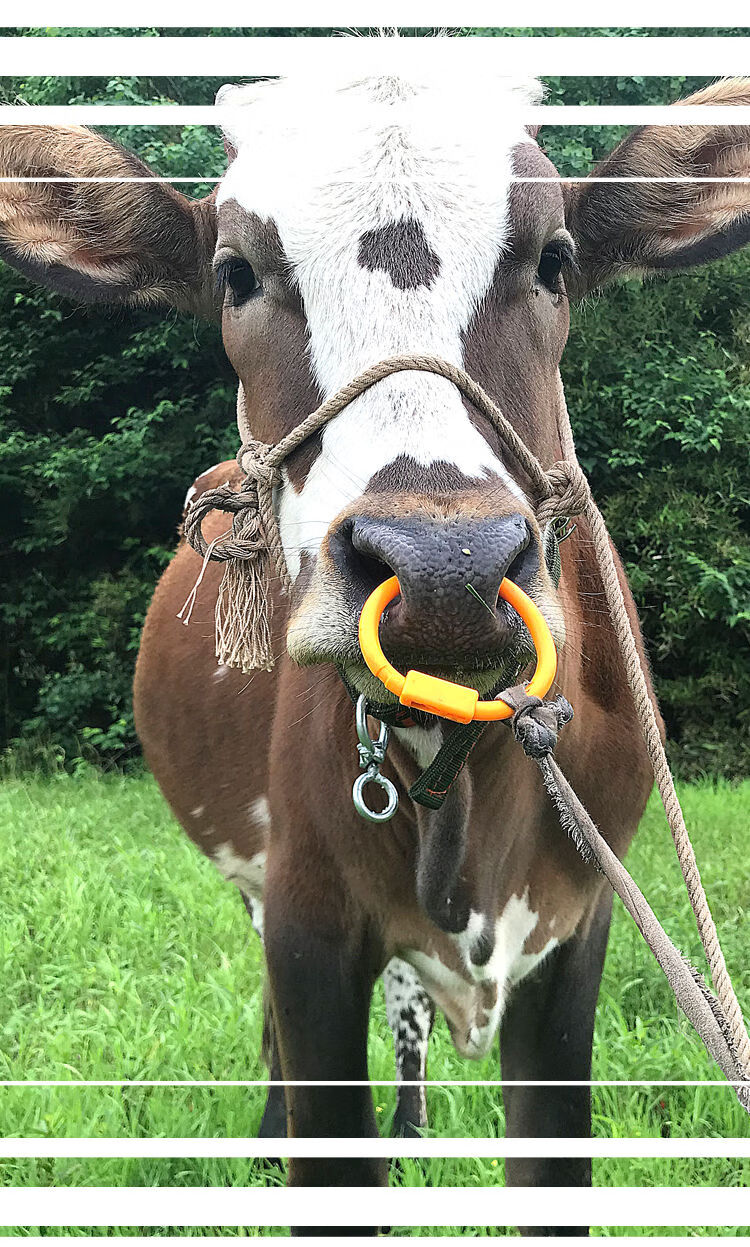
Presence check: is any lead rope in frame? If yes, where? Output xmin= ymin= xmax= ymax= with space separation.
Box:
xmin=551 ymin=374 xmax=750 ymax=1084
xmin=502 ymin=687 xmax=750 ymax=1107
xmin=182 ymin=353 xmax=750 ymax=1102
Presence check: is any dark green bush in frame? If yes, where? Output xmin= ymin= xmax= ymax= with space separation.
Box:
xmin=0 ymin=32 xmax=748 ymax=776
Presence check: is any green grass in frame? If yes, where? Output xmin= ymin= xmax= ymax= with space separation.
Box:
xmin=0 ymin=774 xmax=749 ymax=1235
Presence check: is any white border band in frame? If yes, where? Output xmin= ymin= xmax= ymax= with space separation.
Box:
xmin=0 ymin=35 xmax=750 ymax=77
xmin=1 ymin=1138 xmax=749 ymax=1158
xmin=7 ymin=2 xmax=750 ymax=28
xmin=1 ymin=1185 xmax=749 ymax=1227
xmin=2 ymin=104 xmax=750 ymax=125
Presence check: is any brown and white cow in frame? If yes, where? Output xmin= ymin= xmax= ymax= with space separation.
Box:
xmin=2 ymin=71 xmax=750 ymax=1236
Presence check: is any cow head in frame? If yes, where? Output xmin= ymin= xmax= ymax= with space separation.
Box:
xmin=1 ymin=76 xmax=749 ymax=701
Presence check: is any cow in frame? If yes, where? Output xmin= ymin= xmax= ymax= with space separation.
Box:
xmin=1 ymin=69 xmax=749 ymax=1237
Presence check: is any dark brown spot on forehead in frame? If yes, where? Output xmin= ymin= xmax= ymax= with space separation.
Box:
xmin=357 ymin=217 xmax=440 ymax=290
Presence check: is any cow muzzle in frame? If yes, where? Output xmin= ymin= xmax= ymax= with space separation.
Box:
xmin=329 ymin=513 xmax=540 ymax=670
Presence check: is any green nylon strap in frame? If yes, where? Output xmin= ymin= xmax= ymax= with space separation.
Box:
xmin=407 ymin=720 xmax=488 ymax=809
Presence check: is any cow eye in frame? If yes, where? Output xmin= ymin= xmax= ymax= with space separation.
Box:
xmin=537 ymin=244 xmax=564 ymax=291
xmin=216 ymin=257 xmax=260 ymax=306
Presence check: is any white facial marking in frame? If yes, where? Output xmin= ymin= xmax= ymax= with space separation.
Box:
xmin=217 ymin=73 xmax=543 ymax=580
xmin=213 ymin=664 xmax=231 ymax=682
xmin=212 ymin=844 xmax=267 ymax=900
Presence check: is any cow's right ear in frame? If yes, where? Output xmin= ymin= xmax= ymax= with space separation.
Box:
xmin=565 ymin=78 xmax=750 ymax=296
xmin=0 ymin=125 xmax=220 ymax=319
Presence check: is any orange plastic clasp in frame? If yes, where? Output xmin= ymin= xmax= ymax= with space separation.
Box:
xmin=358 ymin=575 xmax=557 ymax=724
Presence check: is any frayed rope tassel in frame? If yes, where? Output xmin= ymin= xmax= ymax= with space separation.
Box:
xmin=180 ymin=444 xmax=288 ymax=675
xmin=214 ymin=531 xmax=275 ymax=673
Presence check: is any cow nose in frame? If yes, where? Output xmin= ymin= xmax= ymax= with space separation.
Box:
xmin=332 ymin=514 xmax=539 ymax=660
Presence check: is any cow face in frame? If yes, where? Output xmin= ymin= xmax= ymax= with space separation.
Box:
xmin=214 ymin=74 xmax=572 ymax=697
xmin=1 ymin=76 xmax=749 ymax=699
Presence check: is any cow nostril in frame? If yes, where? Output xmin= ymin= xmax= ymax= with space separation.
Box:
xmin=328 ymin=520 xmax=396 ymax=599
xmin=352 ymin=548 xmax=394 ymax=593
xmin=503 ymin=537 xmax=538 ymax=591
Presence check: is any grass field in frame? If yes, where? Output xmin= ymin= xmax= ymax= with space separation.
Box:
xmin=0 ymin=773 xmax=748 ymax=1236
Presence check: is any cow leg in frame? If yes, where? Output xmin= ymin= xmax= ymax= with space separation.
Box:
xmin=500 ymin=889 xmax=613 ymax=1237
xmin=240 ymin=894 xmax=287 ymax=1142
xmin=257 ymin=990 xmax=287 ymax=1141
xmin=264 ymin=860 xmax=387 ymax=1235
xmin=383 ymin=957 xmax=434 ymax=1137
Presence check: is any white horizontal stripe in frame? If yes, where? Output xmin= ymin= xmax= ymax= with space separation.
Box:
xmin=5 ymin=177 xmax=750 ymax=185
xmin=1 ymin=1138 xmax=750 ymax=1159
xmin=2 ymin=35 xmax=748 ymax=79
xmin=1 ymin=35 xmax=750 ymax=78
xmin=1 ymin=1185 xmax=749 ymax=1227
xmin=3 ymin=103 xmax=750 ymax=126
xmin=9 ymin=0 xmax=749 ymax=29
xmin=1 ymin=1078 xmax=746 ymax=1087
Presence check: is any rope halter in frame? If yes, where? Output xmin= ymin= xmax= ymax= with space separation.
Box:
xmin=182 ymin=353 xmax=590 ymax=672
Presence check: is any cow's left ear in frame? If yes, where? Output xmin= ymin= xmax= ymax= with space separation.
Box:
xmin=565 ymin=78 xmax=750 ymax=296
xmin=0 ymin=125 xmax=220 ymax=319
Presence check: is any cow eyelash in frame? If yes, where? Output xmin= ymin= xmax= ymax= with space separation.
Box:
xmin=537 ymin=240 xmax=576 ymax=293
xmin=215 ymin=256 xmax=261 ymax=306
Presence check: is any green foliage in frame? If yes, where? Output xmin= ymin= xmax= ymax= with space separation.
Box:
xmin=560 ymin=254 xmax=750 ymax=775
xmin=0 ymin=44 xmax=748 ymax=776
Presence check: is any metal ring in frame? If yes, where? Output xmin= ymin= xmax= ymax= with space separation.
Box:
xmin=355 ymin=694 xmax=389 ymax=753
xmin=352 ymin=770 xmax=399 ymax=823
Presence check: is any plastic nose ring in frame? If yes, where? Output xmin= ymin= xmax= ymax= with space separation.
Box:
xmin=358 ymin=575 xmax=557 ymax=724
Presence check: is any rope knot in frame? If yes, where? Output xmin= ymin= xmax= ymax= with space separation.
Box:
xmin=498 ymin=684 xmax=574 ymax=760
xmin=538 ymin=460 xmax=591 ymax=527
xmin=182 ymin=481 xmax=250 ymax=562
xmin=180 ymin=459 xmax=284 ymax=674
xmin=237 ymin=438 xmax=282 ymax=490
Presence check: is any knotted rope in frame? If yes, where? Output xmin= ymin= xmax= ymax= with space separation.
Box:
xmin=182 ymin=355 xmax=587 ymax=670
xmin=182 ymin=352 xmax=750 ymax=1097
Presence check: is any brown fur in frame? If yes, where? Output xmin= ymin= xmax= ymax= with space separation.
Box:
xmin=136 ymin=448 xmax=655 ymax=1048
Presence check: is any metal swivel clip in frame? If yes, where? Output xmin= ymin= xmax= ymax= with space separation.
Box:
xmin=352 ymin=694 xmax=399 ymax=824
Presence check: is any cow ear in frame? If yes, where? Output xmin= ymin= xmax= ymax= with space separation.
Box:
xmin=565 ymin=78 xmax=750 ymax=296
xmin=0 ymin=125 xmax=220 ymax=319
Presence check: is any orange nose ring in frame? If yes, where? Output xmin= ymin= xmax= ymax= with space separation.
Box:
xmin=358 ymin=575 xmax=557 ymax=724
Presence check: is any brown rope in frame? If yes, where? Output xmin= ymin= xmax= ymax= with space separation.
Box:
xmin=538 ymin=751 xmax=750 ymax=1110
xmin=585 ymin=498 xmax=750 ymax=1072
xmin=181 ymin=352 xmax=750 ymax=1087
xmin=184 ymin=353 xmax=587 ymax=599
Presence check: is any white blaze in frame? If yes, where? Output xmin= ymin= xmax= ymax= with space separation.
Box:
xmin=217 ymin=72 xmax=543 ymax=578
